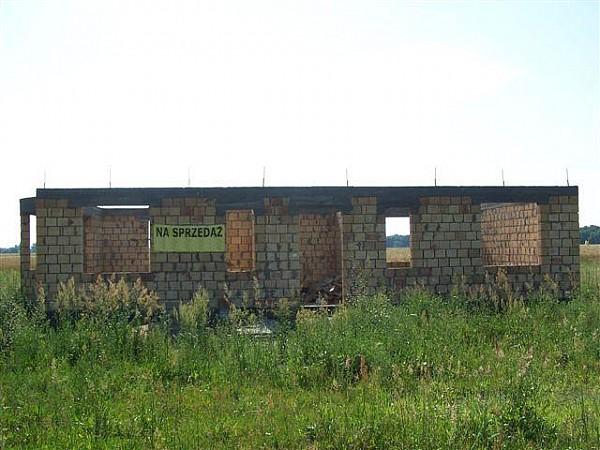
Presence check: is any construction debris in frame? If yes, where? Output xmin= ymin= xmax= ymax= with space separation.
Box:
xmin=301 ymin=275 xmax=343 ymax=304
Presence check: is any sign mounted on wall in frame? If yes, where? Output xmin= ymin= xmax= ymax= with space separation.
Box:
xmin=151 ymin=224 xmax=225 ymax=252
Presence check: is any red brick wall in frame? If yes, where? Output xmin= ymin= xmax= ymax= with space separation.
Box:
xmin=226 ymin=210 xmax=255 ymax=272
xmin=84 ymin=214 xmax=149 ymax=273
xmin=481 ymin=203 xmax=540 ymax=266
xmin=299 ymin=213 xmax=342 ymax=288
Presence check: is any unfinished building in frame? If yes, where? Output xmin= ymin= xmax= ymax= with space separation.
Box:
xmin=19 ymin=186 xmax=580 ymax=309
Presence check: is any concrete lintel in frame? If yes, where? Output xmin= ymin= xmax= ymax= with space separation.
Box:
xmin=26 ymin=186 xmax=578 ymax=213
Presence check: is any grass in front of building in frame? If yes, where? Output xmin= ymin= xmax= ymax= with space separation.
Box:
xmin=0 ymin=265 xmax=599 ymax=448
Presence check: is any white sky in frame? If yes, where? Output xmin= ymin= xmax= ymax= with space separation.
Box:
xmin=0 ymin=0 xmax=598 ymax=246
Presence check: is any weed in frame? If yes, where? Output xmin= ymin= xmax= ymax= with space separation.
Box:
xmin=0 ymin=264 xmax=599 ymax=448
xmin=174 ymin=288 xmax=210 ymax=335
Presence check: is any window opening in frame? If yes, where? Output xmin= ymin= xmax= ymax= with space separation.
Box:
xmin=385 ymin=216 xmax=411 ymax=268
xmin=29 ymin=215 xmax=37 ymax=270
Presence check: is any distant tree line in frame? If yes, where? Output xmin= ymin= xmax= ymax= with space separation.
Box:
xmin=0 ymin=244 xmax=35 ymax=254
xmin=386 ymin=235 xmax=410 ymax=248
xmin=386 ymin=225 xmax=600 ymax=248
xmin=580 ymin=225 xmax=600 ymax=244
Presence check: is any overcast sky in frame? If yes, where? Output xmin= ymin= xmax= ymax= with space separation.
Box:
xmin=0 ymin=0 xmax=598 ymax=246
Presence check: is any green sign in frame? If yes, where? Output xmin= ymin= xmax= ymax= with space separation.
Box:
xmin=152 ymin=224 xmax=225 ymax=252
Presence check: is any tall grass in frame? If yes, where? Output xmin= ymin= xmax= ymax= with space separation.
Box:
xmin=0 ymin=267 xmax=599 ymax=448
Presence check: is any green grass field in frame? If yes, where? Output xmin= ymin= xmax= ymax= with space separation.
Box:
xmin=0 ymin=253 xmax=599 ymax=448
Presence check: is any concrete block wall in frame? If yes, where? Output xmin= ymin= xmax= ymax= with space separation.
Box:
xmin=20 ymin=187 xmax=579 ymax=308
xmin=343 ymin=195 xmax=577 ymax=298
xmin=342 ymin=197 xmax=386 ymax=291
xmin=481 ymin=203 xmax=540 ymax=266
xmin=33 ymin=199 xmax=84 ymax=299
xmin=540 ymin=195 xmax=580 ymax=294
xmin=408 ymin=196 xmax=483 ymax=294
xmin=83 ymin=215 xmax=101 ymax=273
xmin=19 ymin=214 xmax=34 ymax=297
xmin=146 ymin=197 xmax=301 ymax=310
xmin=147 ymin=197 xmax=225 ymax=309
xmin=374 ymin=196 xmax=483 ymax=294
xmin=255 ymin=198 xmax=300 ymax=305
